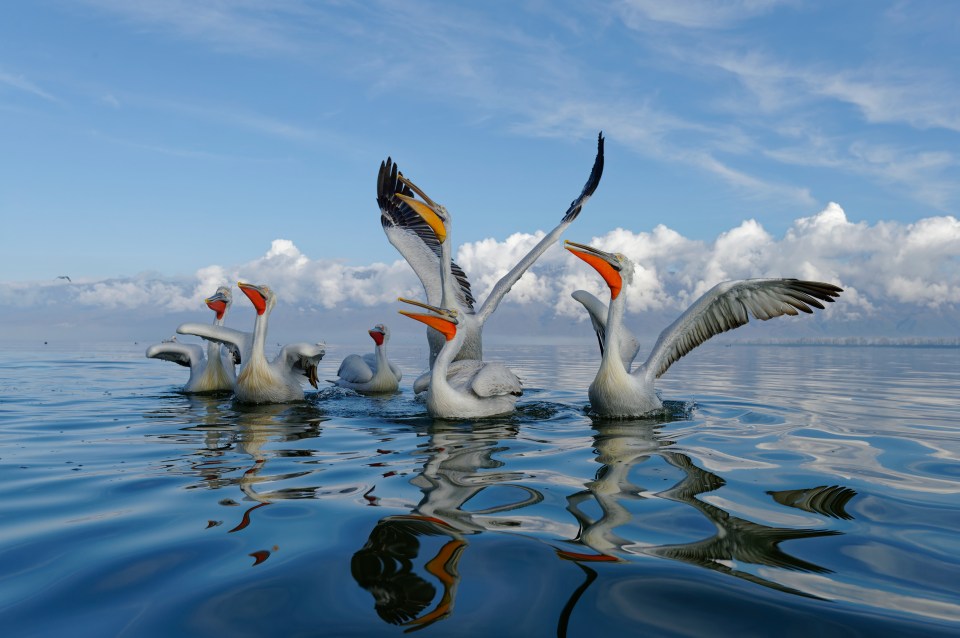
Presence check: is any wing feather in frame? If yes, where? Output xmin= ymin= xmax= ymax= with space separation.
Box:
xmin=146 ymin=340 xmax=203 ymax=369
xmin=641 ymin=279 xmax=842 ymax=380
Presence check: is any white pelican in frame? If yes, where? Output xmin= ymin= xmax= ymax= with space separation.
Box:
xmin=146 ymin=286 xmax=239 ymax=393
xmin=565 ymin=240 xmax=843 ymax=418
xmin=398 ymin=298 xmax=522 ymax=419
xmin=378 ymin=132 xmax=604 ymax=383
xmin=330 ymin=324 xmax=402 ymax=394
xmin=178 ymin=282 xmax=325 ymax=404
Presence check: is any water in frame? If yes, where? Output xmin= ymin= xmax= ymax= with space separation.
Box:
xmin=1 ymin=341 xmax=958 ymax=637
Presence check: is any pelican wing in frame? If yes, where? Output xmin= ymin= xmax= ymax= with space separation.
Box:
xmin=280 ymin=342 xmax=326 ymax=389
xmin=336 ymin=353 xmax=374 ymax=384
xmin=378 ymin=158 xmax=475 ymax=311
xmin=177 ymin=323 xmax=253 ymax=360
xmin=470 ymin=362 xmax=523 ymax=398
xmin=477 ymin=132 xmax=604 ymax=324
xmin=146 ymin=340 xmax=203 ymax=369
xmin=413 ymin=359 xmax=486 ymax=394
xmin=572 ymin=289 xmax=641 ymax=372
xmin=641 ymin=279 xmax=843 ymax=380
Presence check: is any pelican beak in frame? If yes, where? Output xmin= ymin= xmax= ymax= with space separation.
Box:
xmin=368 ymin=326 xmax=385 ymax=346
xmin=564 ymin=240 xmax=623 ymax=300
xmin=395 ymin=175 xmax=447 ymax=243
xmin=238 ymin=282 xmax=268 ymax=315
xmin=397 ymin=297 xmax=458 ymax=341
xmin=205 ymin=290 xmax=229 ymax=320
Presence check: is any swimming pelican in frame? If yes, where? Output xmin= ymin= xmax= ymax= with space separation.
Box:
xmin=146 ymin=286 xmax=240 ymax=393
xmin=378 ymin=132 xmax=604 ymax=384
xmin=399 ymin=298 xmax=522 ymax=419
xmin=178 ymin=282 xmax=325 ymax=404
xmin=565 ymin=240 xmax=843 ymax=418
xmin=331 ymin=324 xmax=402 ymax=394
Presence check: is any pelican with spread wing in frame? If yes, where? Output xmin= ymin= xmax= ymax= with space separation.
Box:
xmin=178 ymin=282 xmax=325 ymax=404
xmin=146 ymin=286 xmax=239 ymax=393
xmin=378 ymin=133 xmax=604 ymax=391
xmin=566 ymin=240 xmax=843 ymax=418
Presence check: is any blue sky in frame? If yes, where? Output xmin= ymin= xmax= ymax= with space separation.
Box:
xmin=1 ymin=1 xmax=959 ymax=341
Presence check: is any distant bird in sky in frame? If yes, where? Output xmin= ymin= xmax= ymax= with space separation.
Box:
xmin=57 ymin=275 xmax=71 ymax=282
xmin=565 ymin=240 xmax=843 ymax=418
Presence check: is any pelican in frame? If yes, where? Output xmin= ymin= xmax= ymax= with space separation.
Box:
xmin=565 ymin=240 xmax=843 ymax=418
xmin=378 ymin=132 xmax=604 ymax=386
xmin=178 ymin=282 xmax=325 ymax=404
xmin=146 ymin=286 xmax=239 ymax=393
xmin=399 ymin=298 xmax=522 ymax=419
xmin=330 ymin=324 xmax=402 ymax=394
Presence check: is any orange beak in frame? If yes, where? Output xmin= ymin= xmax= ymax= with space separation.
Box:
xmin=204 ymin=290 xmax=229 ymax=320
xmin=565 ymin=240 xmax=623 ymax=300
xmin=238 ymin=282 xmax=268 ymax=315
xmin=398 ymin=297 xmax=458 ymax=341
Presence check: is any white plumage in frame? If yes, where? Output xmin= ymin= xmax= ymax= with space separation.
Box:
xmin=331 ymin=324 xmax=402 ymax=394
xmin=566 ymin=240 xmax=843 ymax=418
xmin=146 ymin=286 xmax=238 ymax=393
xmin=178 ymin=282 xmax=325 ymax=404
xmin=399 ymin=298 xmax=522 ymax=419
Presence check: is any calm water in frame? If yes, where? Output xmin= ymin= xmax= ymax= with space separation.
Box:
xmin=1 ymin=340 xmax=958 ymax=637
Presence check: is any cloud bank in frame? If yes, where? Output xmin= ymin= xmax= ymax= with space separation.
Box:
xmin=3 ymin=204 xmax=959 ymax=340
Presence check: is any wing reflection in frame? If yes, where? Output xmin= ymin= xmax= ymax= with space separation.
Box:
xmin=767 ymin=485 xmax=857 ymax=520
xmin=562 ymin=420 xmax=851 ymax=599
xmin=352 ymin=421 xmax=542 ymax=632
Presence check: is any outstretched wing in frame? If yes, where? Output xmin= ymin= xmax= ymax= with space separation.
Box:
xmin=571 ymin=289 xmax=641 ymax=372
xmin=378 ymin=158 xmax=475 ymax=311
xmin=280 ymin=342 xmax=326 ymax=389
xmin=477 ymin=132 xmax=604 ymax=324
xmin=640 ymin=279 xmax=843 ymax=381
xmin=146 ymin=340 xmax=204 ymax=369
xmin=177 ymin=323 xmax=253 ymax=361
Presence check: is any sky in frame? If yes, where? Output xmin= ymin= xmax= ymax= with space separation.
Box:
xmin=2 ymin=1 xmax=959 ymax=342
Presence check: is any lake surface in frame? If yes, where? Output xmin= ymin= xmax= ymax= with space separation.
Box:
xmin=1 ymin=340 xmax=958 ymax=637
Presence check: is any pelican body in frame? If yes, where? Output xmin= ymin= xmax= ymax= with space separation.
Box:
xmin=565 ymin=241 xmax=843 ymax=418
xmin=178 ymin=282 xmax=325 ymax=404
xmin=399 ymin=298 xmax=522 ymax=419
xmin=146 ymin=286 xmax=239 ymax=393
xmin=378 ymin=132 xmax=604 ymax=383
xmin=332 ymin=324 xmax=402 ymax=394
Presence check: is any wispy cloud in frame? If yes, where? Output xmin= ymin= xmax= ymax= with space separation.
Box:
xmin=0 ymin=68 xmax=60 ymax=103
xmin=617 ymin=0 xmax=798 ymax=29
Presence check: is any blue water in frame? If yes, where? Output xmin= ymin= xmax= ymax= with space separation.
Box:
xmin=1 ymin=341 xmax=958 ymax=637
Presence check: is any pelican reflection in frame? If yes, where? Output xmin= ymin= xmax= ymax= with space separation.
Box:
xmin=352 ymin=421 xmax=542 ymax=631
xmin=562 ymin=419 xmax=851 ymax=599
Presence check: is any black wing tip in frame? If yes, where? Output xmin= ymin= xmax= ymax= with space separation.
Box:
xmin=561 ymin=130 xmax=606 ymax=223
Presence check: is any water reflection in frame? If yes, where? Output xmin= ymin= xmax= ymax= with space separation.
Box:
xmin=352 ymin=421 xmax=542 ymax=631
xmin=562 ymin=418 xmax=849 ymax=599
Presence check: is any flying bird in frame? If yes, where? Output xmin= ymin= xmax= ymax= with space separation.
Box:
xmin=146 ymin=286 xmax=240 ymax=393
xmin=57 ymin=275 xmax=71 ymax=282
xmin=331 ymin=324 xmax=402 ymax=394
xmin=399 ymin=298 xmax=522 ymax=419
xmin=178 ymin=282 xmax=325 ymax=404
xmin=378 ymin=132 xmax=604 ymax=391
xmin=565 ymin=240 xmax=843 ymax=418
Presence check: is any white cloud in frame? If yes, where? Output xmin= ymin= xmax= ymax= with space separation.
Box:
xmin=4 ymin=205 xmax=957 ymax=332
xmin=617 ymin=0 xmax=796 ymax=29
xmin=0 ymin=69 xmax=59 ymax=103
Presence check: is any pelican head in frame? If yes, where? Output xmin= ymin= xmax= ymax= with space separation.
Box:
xmin=238 ymin=282 xmax=276 ymax=316
xmin=204 ymin=286 xmax=233 ymax=320
xmin=397 ymin=297 xmax=458 ymax=341
xmin=395 ymin=173 xmax=449 ymax=244
xmin=368 ymin=324 xmax=390 ymax=346
xmin=564 ymin=240 xmax=633 ymax=300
